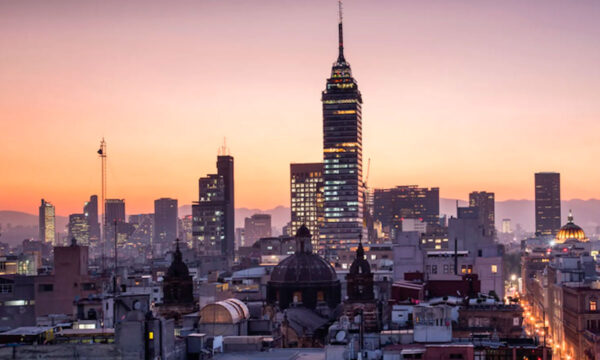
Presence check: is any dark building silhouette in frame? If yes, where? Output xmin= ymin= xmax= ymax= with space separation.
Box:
xmin=346 ymin=242 xmax=374 ymax=302
xmin=320 ymin=10 xmax=364 ymax=257
xmin=162 ymin=240 xmax=194 ymax=306
xmin=244 ymin=214 xmax=271 ymax=246
xmin=192 ymin=154 xmax=234 ymax=262
xmin=373 ymin=186 xmax=440 ymax=235
xmin=535 ymin=172 xmax=561 ymax=236
xmin=344 ymin=239 xmax=379 ymax=332
xmin=267 ymin=226 xmax=341 ymax=310
xmin=290 ymin=163 xmax=324 ymax=250
xmin=104 ymin=199 xmax=126 ymax=245
xmin=84 ymin=195 xmax=100 ymax=245
xmin=153 ymin=198 xmax=178 ymax=254
xmin=469 ymin=191 xmax=495 ymax=237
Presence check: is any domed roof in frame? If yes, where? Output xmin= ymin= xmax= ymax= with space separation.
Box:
xmin=555 ymin=211 xmax=587 ymax=244
xmin=270 ymin=226 xmax=337 ymax=283
xmin=166 ymin=239 xmax=190 ymax=278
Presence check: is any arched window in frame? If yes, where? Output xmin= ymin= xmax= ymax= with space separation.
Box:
xmin=293 ymin=291 xmax=302 ymax=304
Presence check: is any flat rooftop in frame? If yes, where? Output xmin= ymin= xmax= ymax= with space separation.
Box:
xmin=214 ymin=348 xmax=325 ymax=360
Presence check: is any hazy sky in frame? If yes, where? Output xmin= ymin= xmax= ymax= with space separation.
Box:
xmin=2 ymin=0 xmax=600 ymax=216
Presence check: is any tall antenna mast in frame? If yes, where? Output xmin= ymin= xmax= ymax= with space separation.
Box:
xmin=219 ymin=137 xmax=229 ymax=156
xmin=98 ymin=139 xmax=107 ymax=275
xmin=337 ymin=0 xmax=345 ymax=62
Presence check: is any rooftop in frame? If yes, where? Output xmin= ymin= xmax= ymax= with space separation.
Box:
xmin=213 ymin=348 xmax=325 ymax=360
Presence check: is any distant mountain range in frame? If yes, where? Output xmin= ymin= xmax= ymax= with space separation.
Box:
xmin=2 ymin=199 xmax=599 ymax=246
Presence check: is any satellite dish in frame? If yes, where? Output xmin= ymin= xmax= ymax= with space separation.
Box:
xmin=335 ymin=330 xmax=347 ymax=342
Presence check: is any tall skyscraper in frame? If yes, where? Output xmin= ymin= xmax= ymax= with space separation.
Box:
xmin=469 ymin=191 xmax=496 ymax=237
xmin=153 ymin=198 xmax=178 ymax=253
xmin=501 ymin=218 xmax=512 ymax=234
xmin=290 ymin=163 xmax=324 ymax=250
xmin=84 ymin=195 xmax=100 ymax=245
xmin=373 ymin=186 xmax=440 ymax=236
xmin=38 ymin=199 xmax=56 ymax=245
xmin=535 ymin=172 xmax=561 ymax=236
xmin=244 ymin=214 xmax=272 ymax=247
xmin=68 ymin=213 xmax=90 ymax=245
xmin=192 ymin=154 xmax=235 ymax=261
xmin=104 ymin=199 xmax=125 ymax=244
xmin=320 ymin=7 xmax=364 ymax=257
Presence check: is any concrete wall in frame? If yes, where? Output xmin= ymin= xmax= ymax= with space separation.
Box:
xmin=0 ymin=344 xmax=123 ymax=360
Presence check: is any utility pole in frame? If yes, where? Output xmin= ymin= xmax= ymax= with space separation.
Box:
xmin=98 ymin=139 xmax=107 ymax=274
xmin=113 ymin=219 xmax=118 ymax=329
xmin=113 ymin=219 xmax=118 ymax=296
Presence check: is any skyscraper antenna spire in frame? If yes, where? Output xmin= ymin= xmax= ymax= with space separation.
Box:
xmin=337 ymin=0 xmax=345 ymax=63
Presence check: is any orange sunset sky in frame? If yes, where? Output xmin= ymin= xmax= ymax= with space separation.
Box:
xmin=2 ymin=0 xmax=600 ymax=216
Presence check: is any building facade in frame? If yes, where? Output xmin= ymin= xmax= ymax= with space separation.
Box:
xmin=290 ymin=163 xmax=324 ymax=250
xmin=39 ymin=199 xmax=56 ymax=245
xmin=192 ymin=155 xmax=234 ymax=262
xmin=320 ymin=13 xmax=364 ymax=258
xmin=373 ymin=186 xmax=439 ymax=237
xmin=469 ymin=191 xmax=495 ymax=237
xmin=535 ymin=172 xmax=561 ymax=236
xmin=68 ymin=214 xmax=90 ymax=246
xmin=244 ymin=214 xmax=271 ymax=247
xmin=84 ymin=195 xmax=100 ymax=247
xmin=153 ymin=198 xmax=178 ymax=255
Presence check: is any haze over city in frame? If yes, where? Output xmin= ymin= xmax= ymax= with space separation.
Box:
xmin=2 ymin=0 xmax=600 ymax=216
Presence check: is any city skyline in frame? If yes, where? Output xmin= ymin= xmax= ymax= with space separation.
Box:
xmin=3 ymin=0 xmax=600 ymax=217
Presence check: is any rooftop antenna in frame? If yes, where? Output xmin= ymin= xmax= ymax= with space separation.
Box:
xmin=219 ymin=137 xmax=229 ymax=156
xmin=337 ymin=0 xmax=345 ymax=62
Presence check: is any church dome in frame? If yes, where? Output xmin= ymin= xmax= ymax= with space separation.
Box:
xmin=269 ymin=226 xmax=337 ymax=283
xmin=555 ymin=211 xmax=587 ymax=244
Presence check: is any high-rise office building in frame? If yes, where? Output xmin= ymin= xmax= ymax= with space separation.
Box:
xmin=129 ymin=214 xmax=153 ymax=249
xmin=373 ymin=186 xmax=440 ymax=236
xmin=244 ymin=214 xmax=272 ymax=247
xmin=104 ymin=199 xmax=126 ymax=245
xmin=192 ymin=154 xmax=234 ymax=261
xmin=68 ymin=213 xmax=90 ymax=245
xmin=153 ymin=198 xmax=178 ymax=253
xmin=290 ymin=163 xmax=324 ymax=250
xmin=502 ymin=219 xmax=511 ymax=234
xmin=535 ymin=172 xmax=561 ymax=236
xmin=39 ymin=199 xmax=56 ymax=245
xmin=320 ymin=8 xmax=364 ymax=257
xmin=179 ymin=215 xmax=194 ymax=249
xmin=469 ymin=191 xmax=496 ymax=237
xmin=84 ymin=195 xmax=100 ymax=245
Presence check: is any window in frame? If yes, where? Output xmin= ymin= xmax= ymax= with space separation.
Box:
xmin=491 ymin=265 xmax=498 ymax=274
xmin=317 ymin=291 xmax=324 ymax=302
xmin=461 ymin=265 xmax=467 ymax=274
xmin=432 ymin=265 xmax=437 ymax=274
xmin=293 ymin=291 xmax=302 ymax=303
xmin=38 ymin=284 xmax=53 ymax=292
xmin=82 ymin=283 xmax=96 ymax=291
xmin=0 ymin=284 xmax=12 ymax=293
xmin=591 ymin=299 xmax=597 ymax=311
